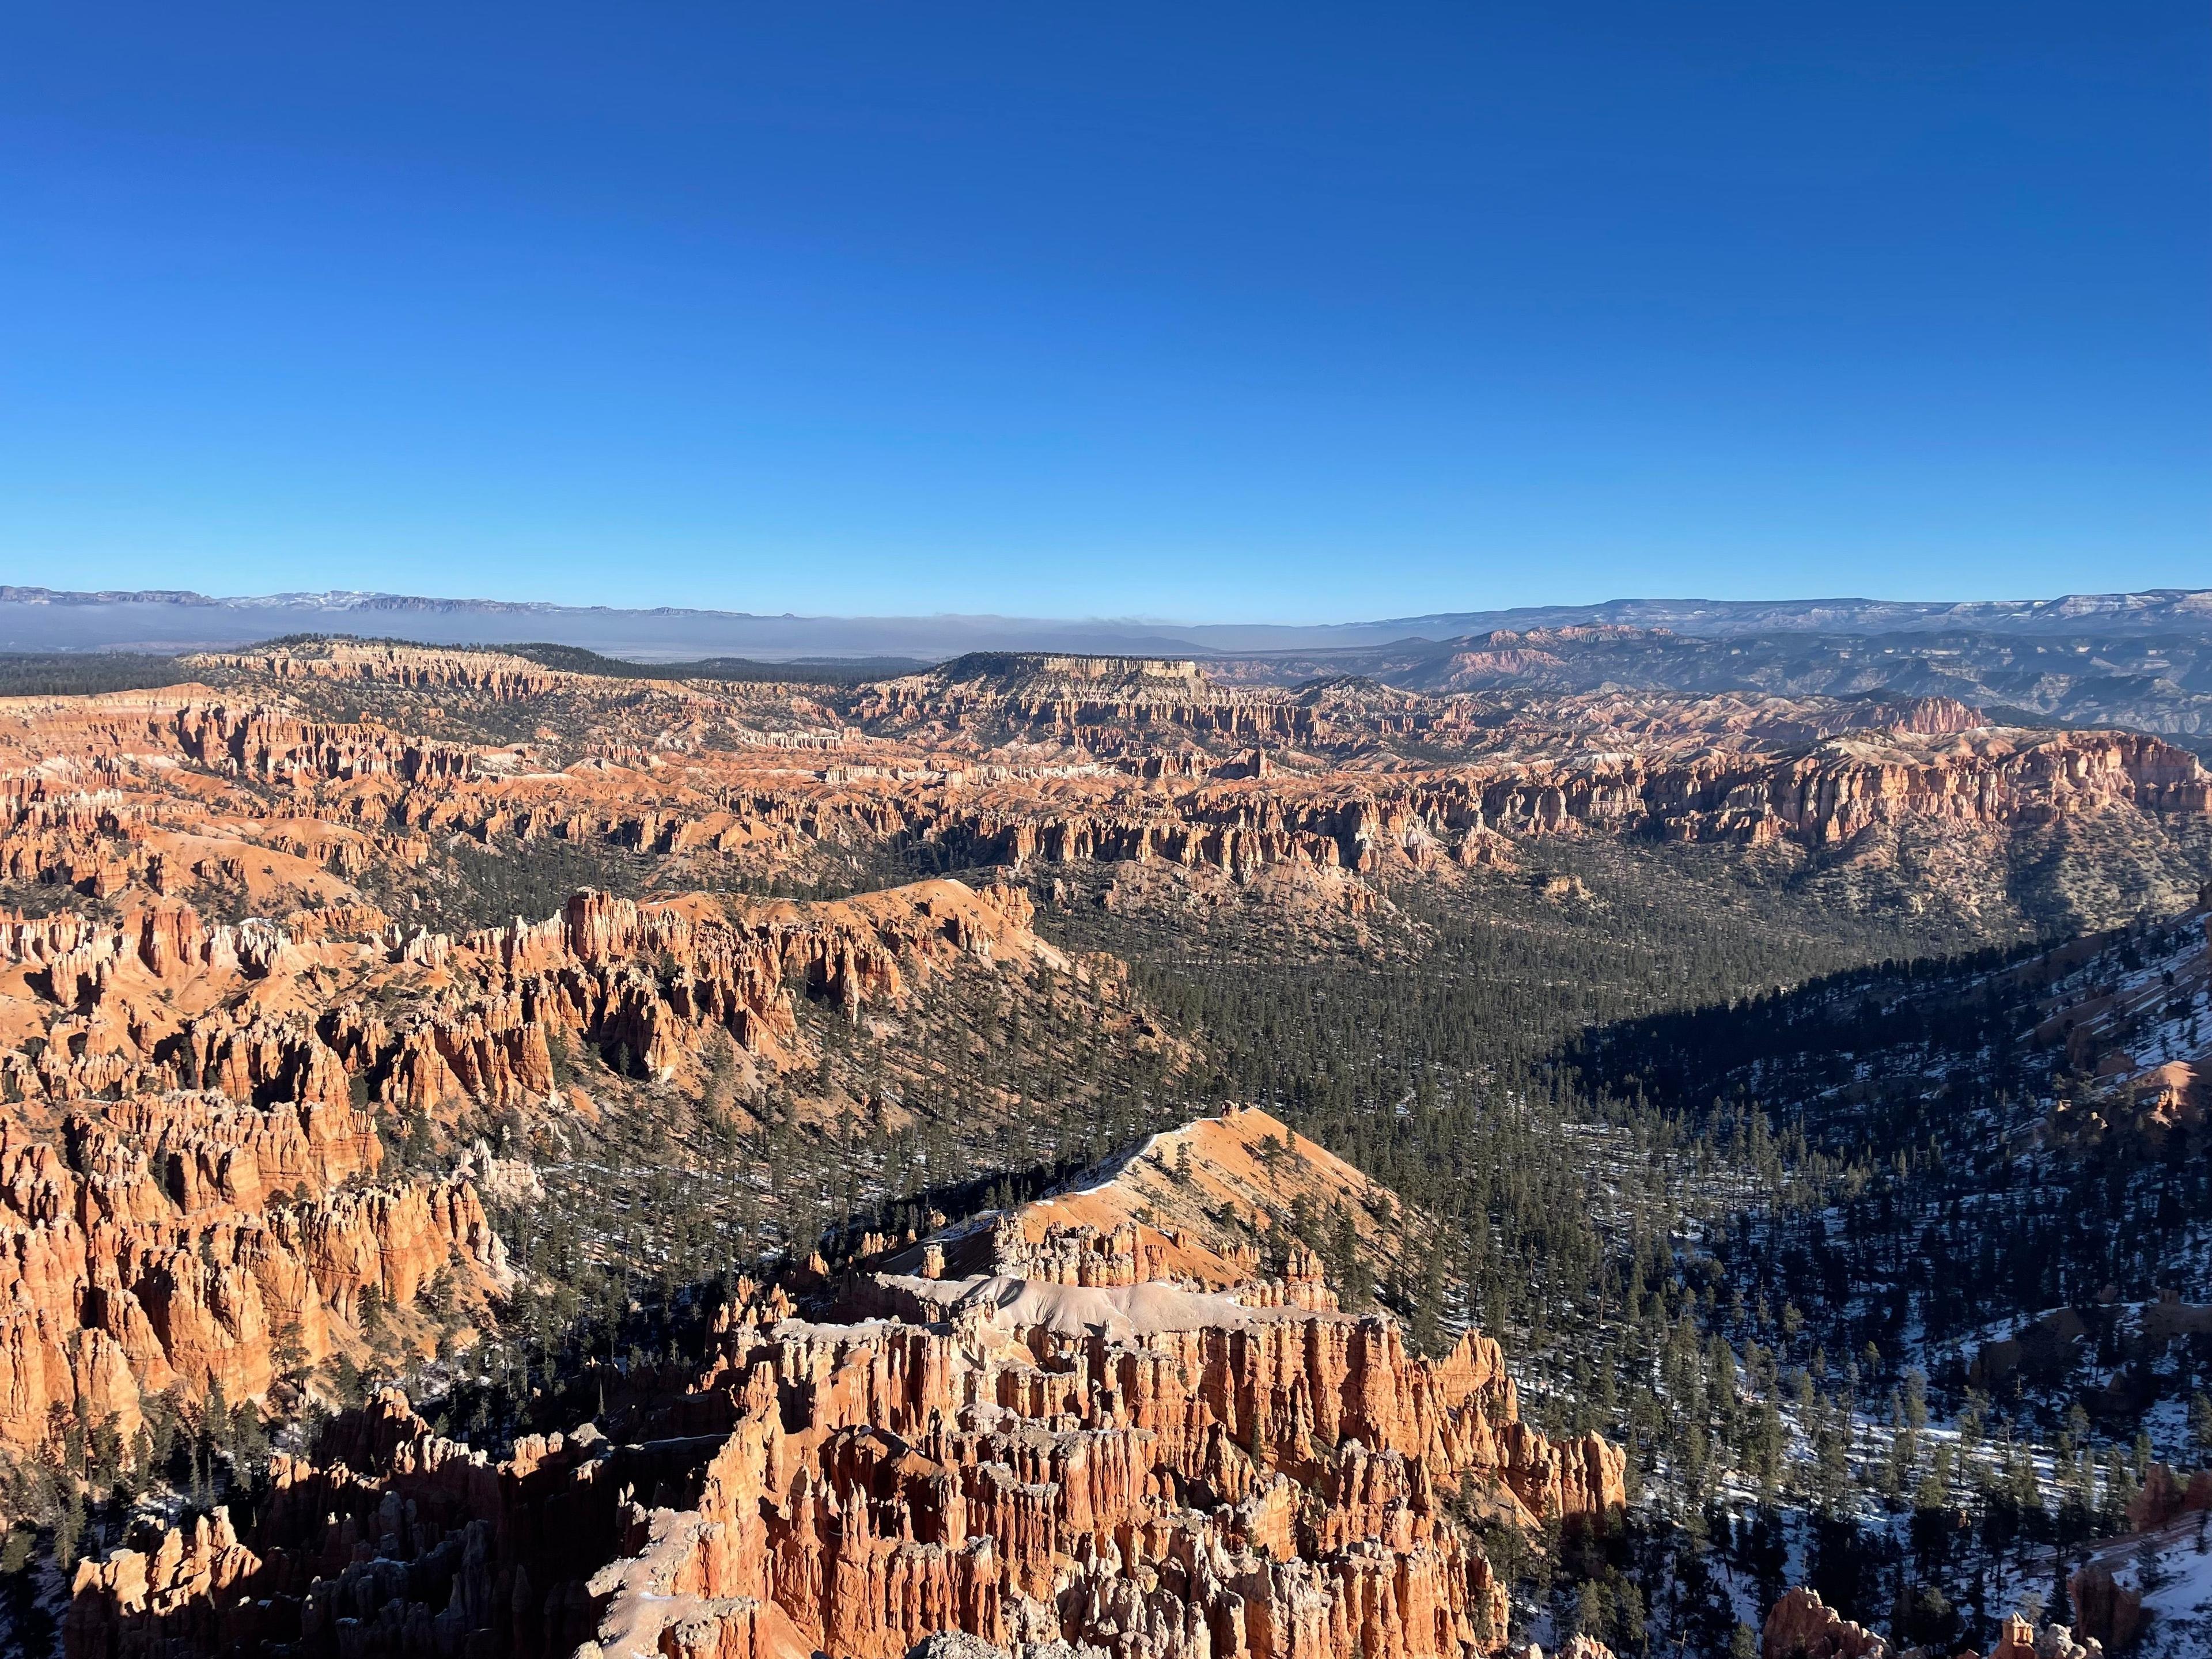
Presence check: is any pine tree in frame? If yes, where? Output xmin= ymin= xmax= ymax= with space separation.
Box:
xmin=52 ymin=1487 xmax=86 ymax=1574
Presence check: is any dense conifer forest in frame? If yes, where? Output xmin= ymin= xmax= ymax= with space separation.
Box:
xmin=0 ymin=652 xmax=193 ymax=696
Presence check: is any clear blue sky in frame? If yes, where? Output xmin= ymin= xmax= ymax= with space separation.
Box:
xmin=2 ymin=4 xmax=2205 ymax=622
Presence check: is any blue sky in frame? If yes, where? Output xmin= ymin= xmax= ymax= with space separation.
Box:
xmin=2 ymin=3 xmax=2205 ymax=622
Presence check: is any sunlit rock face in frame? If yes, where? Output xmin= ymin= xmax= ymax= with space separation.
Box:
xmin=63 ymin=1107 xmax=1623 ymax=1659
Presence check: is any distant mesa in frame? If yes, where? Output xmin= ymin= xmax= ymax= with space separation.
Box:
xmin=928 ymin=650 xmax=1212 ymax=687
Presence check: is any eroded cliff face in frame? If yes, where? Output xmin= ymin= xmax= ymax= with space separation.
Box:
xmin=63 ymin=1105 xmax=1622 ymax=1659
xmin=5 ymin=648 xmax=2203 ymax=931
xmin=192 ymin=642 xmax=589 ymax=701
xmin=66 ymin=1269 xmax=1616 ymax=1659
xmin=0 ymin=875 xmax=1055 ymax=1452
xmin=575 ymin=1268 xmax=1608 ymax=1659
xmin=0 ymin=1085 xmax=507 ymax=1450
xmin=0 ymin=656 xmax=1134 ymax=1467
xmin=0 ymin=874 xmax=1051 ymax=1107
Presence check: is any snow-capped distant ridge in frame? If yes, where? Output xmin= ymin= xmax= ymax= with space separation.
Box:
xmin=0 ymin=586 xmax=787 ymax=619
xmin=1 ymin=584 xmax=2207 ymax=664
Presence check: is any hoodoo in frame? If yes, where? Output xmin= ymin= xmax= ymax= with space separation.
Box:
xmin=64 ymin=1108 xmax=1622 ymax=1659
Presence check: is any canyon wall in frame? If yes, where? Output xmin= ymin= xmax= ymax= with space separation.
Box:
xmin=67 ymin=1199 xmax=1623 ymax=1659
xmin=0 ymin=1088 xmax=506 ymax=1450
xmin=60 ymin=1104 xmax=1622 ymax=1659
xmin=0 ymin=876 xmax=1051 ymax=1449
xmin=7 ymin=654 xmax=2205 ymax=924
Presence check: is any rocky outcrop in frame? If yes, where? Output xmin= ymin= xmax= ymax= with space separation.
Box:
xmin=351 ymin=877 xmax=1050 ymax=1107
xmin=887 ymin=728 xmax=2211 ymax=889
xmin=1990 ymin=1614 xmax=2104 ymax=1659
xmin=65 ymin=1506 xmax=265 ymax=1657
xmin=2067 ymin=1563 xmax=2141 ymax=1654
xmin=189 ymin=641 xmax=585 ymax=700
xmin=67 ymin=1135 xmax=1621 ymax=1659
xmin=0 ymin=1088 xmax=507 ymax=1448
xmin=853 ymin=655 xmax=1324 ymax=748
xmin=0 ymin=875 xmax=1051 ymax=1445
xmin=17 ymin=642 xmax=2210 ymax=1659
xmin=1760 ymin=1586 xmax=2108 ymax=1659
xmin=63 ymin=1389 xmax=622 ymax=1659
xmin=556 ymin=1200 xmax=1619 ymax=1659
xmin=881 ymin=1107 xmax=1409 ymax=1303
xmin=2124 ymin=1460 xmax=2212 ymax=1532
xmin=8 ymin=650 xmax=2202 ymax=925
xmin=0 ymin=875 xmax=1049 ymax=1111
xmin=1760 ymin=1588 xmax=1890 ymax=1659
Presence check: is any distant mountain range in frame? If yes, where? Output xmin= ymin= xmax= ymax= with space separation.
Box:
xmin=1 ymin=584 xmax=2207 ymax=660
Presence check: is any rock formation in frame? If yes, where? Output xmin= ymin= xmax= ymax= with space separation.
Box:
xmin=6 ymin=648 xmax=2203 ymax=926
xmin=0 ymin=1085 xmax=508 ymax=1449
xmin=1759 ymin=1586 xmax=2109 ymax=1659
xmin=1 ymin=875 xmax=1050 ymax=1111
xmin=64 ymin=1107 xmax=1622 ymax=1659
xmin=2066 ymin=1563 xmax=2143 ymax=1655
xmin=0 ymin=870 xmax=1056 ymax=1452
